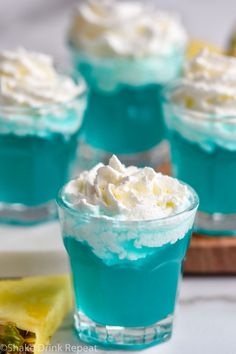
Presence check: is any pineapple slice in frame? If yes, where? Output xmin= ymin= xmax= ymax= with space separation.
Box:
xmin=226 ymin=28 xmax=236 ymax=56
xmin=0 ymin=275 xmax=72 ymax=354
xmin=187 ymin=39 xmax=222 ymax=58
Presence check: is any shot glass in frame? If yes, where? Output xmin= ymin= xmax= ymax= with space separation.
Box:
xmin=163 ymin=81 xmax=236 ymax=235
xmin=57 ymin=182 xmax=198 ymax=349
xmin=69 ymin=46 xmax=186 ymax=169
xmin=0 ymin=84 xmax=87 ymax=224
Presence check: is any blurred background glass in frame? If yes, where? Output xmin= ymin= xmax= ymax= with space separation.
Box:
xmin=0 ymin=0 xmax=234 ymax=64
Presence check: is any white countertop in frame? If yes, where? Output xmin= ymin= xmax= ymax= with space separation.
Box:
xmin=0 ymin=221 xmax=69 ymax=277
xmin=1 ymin=221 xmax=236 ymax=354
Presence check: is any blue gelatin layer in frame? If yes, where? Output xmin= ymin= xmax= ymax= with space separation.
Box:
xmin=0 ymin=131 xmax=79 ymax=206
xmin=169 ymin=130 xmax=236 ymax=214
xmin=71 ymin=47 xmax=185 ymax=156
xmin=64 ymin=231 xmax=191 ymax=328
xmin=83 ymin=84 xmax=165 ymax=154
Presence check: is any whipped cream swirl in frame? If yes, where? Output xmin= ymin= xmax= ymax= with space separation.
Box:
xmin=0 ymin=48 xmax=87 ymax=136
xmin=64 ymin=155 xmax=192 ymax=221
xmin=69 ymin=0 xmax=187 ymax=58
xmin=172 ymin=49 xmax=236 ymax=115
xmin=164 ymin=50 xmax=236 ymax=151
xmin=0 ymin=47 xmax=82 ymax=108
xmin=61 ymin=156 xmax=197 ymax=263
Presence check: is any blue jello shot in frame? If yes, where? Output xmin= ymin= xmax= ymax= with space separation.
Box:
xmin=68 ymin=0 xmax=187 ymax=168
xmin=57 ymin=156 xmax=198 ymax=349
xmin=163 ymin=47 xmax=236 ymax=235
xmin=163 ymin=50 xmax=236 ymax=234
xmin=0 ymin=48 xmax=87 ymax=224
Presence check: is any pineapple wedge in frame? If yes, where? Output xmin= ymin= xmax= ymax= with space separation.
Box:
xmin=0 ymin=275 xmax=73 ymax=354
xmin=226 ymin=29 xmax=236 ymax=56
xmin=187 ymin=39 xmax=222 ymax=58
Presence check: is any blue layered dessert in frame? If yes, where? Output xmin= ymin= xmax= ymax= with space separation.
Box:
xmin=64 ymin=231 xmax=192 ymax=329
xmin=163 ymin=49 xmax=236 ymax=234
xmin=68 ymin=0 xmax=187 ymax=167
xmin=57 ymin=155 xmax=198 ymax=349
xmin=0 ymin=48 xmax=87 ymax=224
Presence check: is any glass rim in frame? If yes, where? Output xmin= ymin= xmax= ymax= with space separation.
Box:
xmin=0 ymin=74 xmax=87 ymax=115
xmin=162 ymin=80 xmax=236 ymax=124
xmin=56 ymin=179 xmax=199 ymax=226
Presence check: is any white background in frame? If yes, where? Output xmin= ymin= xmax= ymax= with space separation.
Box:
xmin=0 ymin=0 xmax=235 ymax=63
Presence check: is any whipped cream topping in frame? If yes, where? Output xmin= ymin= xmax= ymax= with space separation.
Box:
xmin=164 ymin=50 xmax=236 ymax=151
xmin=61 ymin=156 xmax=198 ymax=263
xmin=69 ymin=0 xmax=187 ymax=58
xmin=64 ymin=155 xmax=192 ymax=221
xmin=0 ymin=48 xmax=83 ymax=108
xmin=172 ymin=49 xmax=236 ymax=115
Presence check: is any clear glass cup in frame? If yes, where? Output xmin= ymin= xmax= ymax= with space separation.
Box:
xmin=0 ymin=82 xmax=87 ymax=225
xmin=68 ymin=44 xmax=186 ymax=169
xmin=57 ymin=181 xmax=198 ymax=349
xmin=163 ymin=81 xmax=236 ymax=235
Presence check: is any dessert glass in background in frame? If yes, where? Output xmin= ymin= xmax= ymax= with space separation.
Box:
xmin=163 ymin=49 xmax=236 ymax=235
xmin=0 ymin=48 xmax=87 ymax=224
xmin=68 ymin=0 xmax=187 ymax=168
xmin=57 ymin=155 xmax=198 ymax=349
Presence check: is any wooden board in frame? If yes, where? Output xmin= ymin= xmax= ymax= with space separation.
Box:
xmin=184 ymin=233 xmax=236 ymax=274
xmin=158 ymin=162 xmax=236 ymax=274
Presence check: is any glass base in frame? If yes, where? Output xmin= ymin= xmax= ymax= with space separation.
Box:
xmin=76 ymin=139 xmax=169 ymax=171
xmin=195 ymin=211 xmax=236 ymax=236
xmin=74 ymin=311 xmax=173 ymax=350
xmin=0 ymin=200 xmax=57 ymax=225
